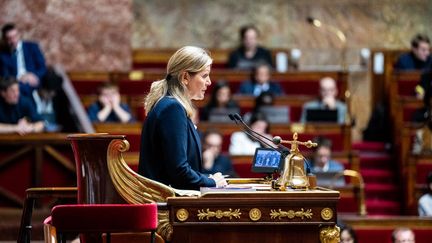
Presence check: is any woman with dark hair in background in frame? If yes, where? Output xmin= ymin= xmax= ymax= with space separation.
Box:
xmin=340 ymin=225 xmax=358 ymax=243
xmin=200 ymin=80 xmax=239 ymax=121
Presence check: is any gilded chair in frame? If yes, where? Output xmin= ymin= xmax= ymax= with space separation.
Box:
xmin=64 ymin=134 xmax=175 ymax=241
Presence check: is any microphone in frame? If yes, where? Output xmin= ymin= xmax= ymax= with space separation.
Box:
xmin=229 ymin=113 xmax=289 ymax=156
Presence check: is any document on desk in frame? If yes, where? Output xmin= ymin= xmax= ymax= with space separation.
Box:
xmin=200 ymin=184 xmax=271 ymax=194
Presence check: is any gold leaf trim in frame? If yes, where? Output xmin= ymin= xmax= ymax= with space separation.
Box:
xmin=197 ymin=208 xmax=241 ymax=220
xmin=321 ymin=208 xmax=333 ymax=221
xmin=270 ymin=208 xmax=313 ymax=220
xmin=320 ymin=225 xmax=340 ymax=243
xmin=176 ymin=208 xmax=189 ymax=222
xmin=249 ymin=208 xmax=262 ymax=221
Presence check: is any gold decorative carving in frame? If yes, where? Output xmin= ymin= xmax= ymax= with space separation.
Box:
xmin=320 ymin=225 xmax=340 ymax=243
xmin=249 ymin=208 xmax=262 ymax=221
xmin=197 ymin=208 xmax=241 ymax=220
xmin=176 ymin=208 xmax=189 ymax=222
xmin=107 ymin=139 xmax=176 ymax=241
xmin=321 ymin=208 xmax=333 ymax=221
xmin=270 ymin=208 xmax=313 ymax=220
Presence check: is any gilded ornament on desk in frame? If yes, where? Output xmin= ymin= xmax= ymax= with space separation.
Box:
xmin=249 ymin=208 xmax=262 ymax=221
xmin=320 ymin=207 xmax=333 ymax=221
xmin=270 ymin=208 xmax=313 ymax=220
xmin=275 ymin=133 xmax=317 ymax=190
xmin=197 ymin=208 xmax=241 ymax=220
xmin=176 ymin=208 xmax=189 ymax=222
xmin=320 ymin=225 xmax=340 ymax=243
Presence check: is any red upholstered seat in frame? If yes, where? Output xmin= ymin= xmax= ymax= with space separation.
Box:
xmin=46 ymin=203 xmax=158 ymax=243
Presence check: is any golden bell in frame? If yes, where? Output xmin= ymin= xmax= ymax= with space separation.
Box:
xmin=275 ymin=133 xmax=317 ymax=191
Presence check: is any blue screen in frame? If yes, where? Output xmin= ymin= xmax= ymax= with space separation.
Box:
xmin=254 ymin=149 xmax=281 ymax=168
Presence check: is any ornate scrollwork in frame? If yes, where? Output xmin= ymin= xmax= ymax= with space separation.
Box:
xmin=320 ymin=225 xmax=340 ymax=243
xmin=197 ymin=208 xmax=241 ymax=220
xmin=107 ymin=139 xmax=176 ymax=241
xmin=270 ymin=208 xmax=313 ymax=220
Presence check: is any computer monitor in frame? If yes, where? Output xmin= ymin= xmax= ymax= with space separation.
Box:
xmin=251 ymin=148 xmax=283 ymax=173
xmin=305 ymin=109 xmax=338 ymax=123
xmin=314 ymin=171 xmax=345 ymax=187
xmin=208 ymin=107 xmax=240 ymax=123
xmin=259 ymin=106 xmax=290 ymax=124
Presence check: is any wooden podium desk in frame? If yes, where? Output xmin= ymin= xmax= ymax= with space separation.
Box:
xmin=167 ymin=189 xmax=340 ymax=243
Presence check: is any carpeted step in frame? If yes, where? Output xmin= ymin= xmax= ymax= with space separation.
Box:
xmin=352 ymin=142 xmax=388 ymax=152
xmin=366 ymin=199 xmax=401 ymax=215
xmin=361 ymin=169 xmax=396 ymax=183
xmin=359 ymin=152 xmax=393 ymax=169
xmin=365 ymin=183 xmax=400 ymax=201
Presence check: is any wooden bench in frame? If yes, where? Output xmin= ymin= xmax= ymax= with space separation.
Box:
xmin=131 ymin=48 xmax=291 ymax=69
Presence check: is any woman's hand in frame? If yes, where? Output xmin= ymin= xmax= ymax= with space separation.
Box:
xmin=209 ymin=172 xmax=227 ymax=188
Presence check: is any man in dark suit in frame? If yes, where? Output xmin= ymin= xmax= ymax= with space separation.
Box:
xmin=0 ymin=23 xmax=47 ymax=96
xmin=394 ymin=34 xmax=432 ymax=71
xmin=202 ymin=130 xmax=237 ymax=177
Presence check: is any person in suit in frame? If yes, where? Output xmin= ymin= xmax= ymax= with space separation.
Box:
xmin=227 ymin=25 xmax=273 ymax=70
xmin=394 ymin=34 xmax=431 ymax=71
xmin=300 ymin=76 xmax=347 ymax=124
xmin=138 ymin=46 xmax=227 ymax=190
xmin=202 ymin=129 xmax=237 ymax=177
xmin=237 ymin=62 xmax=283 ymax=96
xmin=311 ymin=136 xmax=344 ymax=173
xmin=0 ymin=23 xmax=47 ymax=97
xmin=0 ymin=76 xmax=44 ymax=135
xmin=200 ymin=80 xmax=239 ymax=121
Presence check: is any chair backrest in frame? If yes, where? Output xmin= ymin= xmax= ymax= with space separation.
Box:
xmin=68 ymin=134 xmax=128 ymax=204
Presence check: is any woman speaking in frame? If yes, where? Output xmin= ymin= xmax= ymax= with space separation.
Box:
xmin=138 ymin=46 xmax=227 ymax=190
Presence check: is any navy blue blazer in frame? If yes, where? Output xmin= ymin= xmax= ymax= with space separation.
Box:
xmin=238 ymin=80 xmax=284 ymax=96
xmin=394 ymin=52 xmax=432 ymax=71
xmin=0 ymin=41 xmax=47 ymax=95
xmin=138 ymin=96 xmax=216 ymax=190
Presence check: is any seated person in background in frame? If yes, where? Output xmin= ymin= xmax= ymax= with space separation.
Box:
xmin=418 ymin=171 xmax=432 ymax=216
xmin=227 ymin=25 xmax=273 ymax=70
xmin=310 ymin=136 xmax=344 ymax=173
xmin=31 ymin=67 xmax=77 ymax=132
xmin=238 ymin=62 xmax=283 ymax=96
xmin=87 ymin=82 xmax=133 ymax=123
xmin=395 ymin=34 xmax=431 ymax=71
xmin=229 ymin=112 xmax=272 ymax=155
xmin=391 ymin=227 xmax=415 ymax=243
xmin=300 ymin=77 xmax=347 ymax=124
xmin=340 ymin=225 xmax=358 ymax=243
xmin=200 ymin=81 xmax=239 ymax=121
xmin=0 ymin=23 xmax=47 ymax=97
xmin=243 ymin=91 xmax=289 ymax=124
xmin=0 ymin=76 xmax=44 ymax=134
xmin=202 ymin=130 xmax=238 ymax=177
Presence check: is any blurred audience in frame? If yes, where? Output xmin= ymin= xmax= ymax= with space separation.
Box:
xmin=395 ymin=34 xmax=431 ymax=71
xmin=0 ymin=23 xmax=47 ymax=97
xmin=229 ymin=112 xmax=272 ymax=155
xmin=418 ymin=171 xmax=432 ymax=216
xmin=340 ymin=225 xmax=358 ymax=243
xmin=87 ymin=82 xmax=133 ymax=123
xmin=300 ymin=77 xmax=347 ymax=124
xmin=200 ymin=81 xmax=239 ymax=122
xmin=31 ymin=67 xmax=78 ymax=132
xmin=244 ymin=91 xmax=289 ymax=124
xmin=0 ymin=76 xmax=44 ymax=134
xmin=412 ymin=97 xmax=432 ymax=154
xmin=227 ymin=25 xmax=273 ymax=70
xmin=311 ymin=136 xmax=344 ymax=173
xmin=238 ymin=62 xmax=283 ymax=96
xmin=391 ymin=227 xmax=415 ymax=243
xmin=202 ymin=129 xmax=237 ymax=177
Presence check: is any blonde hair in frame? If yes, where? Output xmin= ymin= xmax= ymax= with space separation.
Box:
xmin=145 ymin=46 xmax=212 ymax=117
